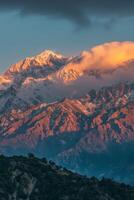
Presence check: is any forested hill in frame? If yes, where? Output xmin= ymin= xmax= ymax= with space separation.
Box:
xmin=0 ymin=155 xmax=133 ymax=200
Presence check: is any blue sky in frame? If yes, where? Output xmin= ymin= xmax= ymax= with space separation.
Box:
xmin=0 ymin=11 xmax=134 ymax=72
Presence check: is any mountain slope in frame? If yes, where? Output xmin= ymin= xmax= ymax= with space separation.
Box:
xmin=0 ymin=82 xmax=134 ymax=146
xmin=0 ymin=155 xmax=134 ymax=200
xmin=0 ymin=82 xmax=134 ymax=184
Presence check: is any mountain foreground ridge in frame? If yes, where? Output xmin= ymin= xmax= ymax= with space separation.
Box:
xmin=0 ymin=155 xmax=133 ymax=200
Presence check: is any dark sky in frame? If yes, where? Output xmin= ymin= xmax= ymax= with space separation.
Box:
xmin=0 ymin=0 xmax=134 ymax=72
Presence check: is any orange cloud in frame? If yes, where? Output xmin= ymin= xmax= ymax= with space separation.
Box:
xmin=56 ymin=41 xmax=134 ymax=83
xmin=84 ymin=41 xmax=134 ymax=69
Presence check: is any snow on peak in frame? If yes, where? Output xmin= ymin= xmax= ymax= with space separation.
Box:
xmin=6 ymin=50 xmax=66 ymax=75
xmin=35 ymin=50 xmax=64 ymax=60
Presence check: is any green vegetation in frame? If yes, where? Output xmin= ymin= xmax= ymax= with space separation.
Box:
xmin=0 ymin=155 xmax=133 ymax=199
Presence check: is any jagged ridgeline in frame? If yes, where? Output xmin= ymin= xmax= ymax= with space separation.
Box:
xmin=0 ymin=154 xmax=134 ymax=200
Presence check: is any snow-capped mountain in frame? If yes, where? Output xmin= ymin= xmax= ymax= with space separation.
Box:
xmin=0 ymin=50 xmax=70 ymax=111
xmin=1 ymin=41 xmax=134 ymax=113
xmin=1 ymin=41 xmax=134 ymax=183
xmin=5 ymin=50 xmax=67 ymax=75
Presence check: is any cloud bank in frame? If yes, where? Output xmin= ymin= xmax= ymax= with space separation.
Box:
xmin=58 ymin=41 xmax=134 ymax=76
xmin=52 ymin=41 xmax=134 ymax=95
xmin=0 ymin=0 xmax=134 ymax=26
xmin=79 ymin=41 xmax=134 ymax=70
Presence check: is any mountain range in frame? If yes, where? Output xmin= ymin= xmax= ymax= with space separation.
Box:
xmin=1 ymin=41 xmax=134 ymax=184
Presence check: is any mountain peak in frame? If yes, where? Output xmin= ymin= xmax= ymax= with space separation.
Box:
xmin=5 ymin=49 xmax=66 ymax=75
xmin=35 ymin=49 xmax=64 ymax=60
